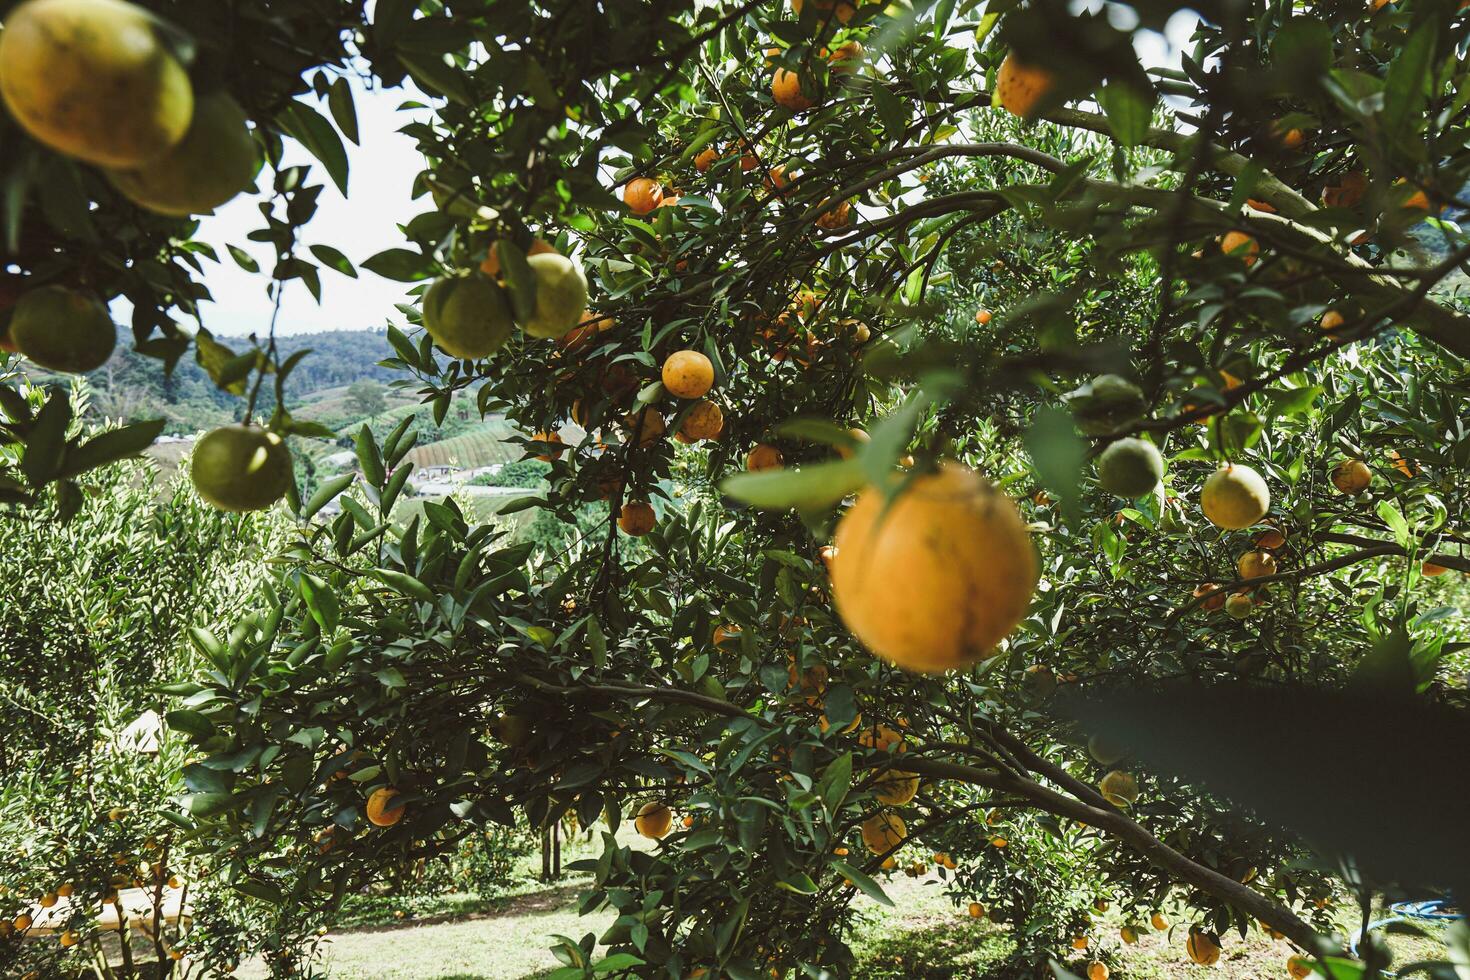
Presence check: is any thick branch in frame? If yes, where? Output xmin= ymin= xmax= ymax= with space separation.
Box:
xmin=899 ymin=755 xmax=1321 ymax=950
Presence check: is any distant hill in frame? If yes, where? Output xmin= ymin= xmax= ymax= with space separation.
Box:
xmin=65 ymin=328 xmax=402 ymax=435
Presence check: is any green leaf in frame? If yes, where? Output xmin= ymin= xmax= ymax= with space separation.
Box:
xmin=1024 ymin=407 xmax=1085 ymax=522
xmin=399 ymin=52 xmax=474 ymax=104
xmin=300 ymin=573 xmax=340 ymax=633
xmin=234 ymin=879 xmax=285 ymax=904
xmin=165 ymin=710 xmax=216 ymax=738
xmin=872 ymin=85 xmax=909 ymax=142
xmin=20 ymin=388 xmax=72 ymax=485
xmin=373 ymin=568 xmax=435 ymax=604
xmin=1097 ymin=82 xmax=1153 ymax=148
xmin=830 ymin=860 xmax=894 ymax=907
xmin=1376 ymin=499 xmax=1412 ymax=548
xmin=495 ymin=239 xmax=537 ymax=322
xmin=816 ymin=752 xmax=852 ymax=814
xmin=58 ymin=418 xmax=166 ymax=479
xmin=227 ymin=244 xmax=260 ymax=273
xmin=302 ymin=473 xmax=355 ymax=519
xmin=309 ymin=244 xmax=358 ymax=277
xmin=1382 ymin=19 xmax=1437 ymax=143
xmin=328 ymin=76 xmax=360 ymax=144
xmin=775 ymin=871 xmax=819 ymax=895
xmin=719 ymin=459 xmax=865 ymax=511
xmin=362 ymin=248 xmax=435 ymax=282
xmin=355 ymin=424 xmax=385 ymax=487
xmin=277 ymin=100 xmax=350 ymax=194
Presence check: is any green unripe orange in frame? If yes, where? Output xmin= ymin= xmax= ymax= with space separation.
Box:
xmin=1201 ymin=463 xmax=1270 ymax=529
xmin=108 ymin=91 xmax=258 ymax=216
xmin=519 ymin=253 xmax=588 ymax=339
xmin=1096 ymin=437 xmax=1164 ymax=497
xmin=0 ymin=0 xmax=193 ymax=167
xmin=422 ymin=274 xmax=514 ymax=359
xmin=190 ymin=425 xmax=293 ymax=512
xmin=9 ymin=285 xmax=116 ymax=373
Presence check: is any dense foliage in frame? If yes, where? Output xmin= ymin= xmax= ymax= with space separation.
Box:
xmin=4 ymin=0 xmax=1470 ymax=978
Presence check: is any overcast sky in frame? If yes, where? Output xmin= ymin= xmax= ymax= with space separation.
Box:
xmin=171 ymin=74 xmax=430 ymax=338
xmin=169 ymin=14 xmax=1197 ymax=339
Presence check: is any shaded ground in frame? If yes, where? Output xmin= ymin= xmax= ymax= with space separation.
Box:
xmin=239 ymin=864 xmax=1453 ymax=979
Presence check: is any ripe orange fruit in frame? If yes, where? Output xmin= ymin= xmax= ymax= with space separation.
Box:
xmin=623 ymin=408 xmax=666 ymax=446
xmin=1393 ymin=178 xmax=1431 ymax=215
xmin=8 ymin=284 xmax=116 ymax=373
xmin=1193 ymin=578 xmax=1228 ymax=608
xmin=791 ymin=0 xmax=856 ymax=25
xmin=1151 ymin=913 xmax=1169 ymax=931
xmin=60 ymin=929 xmax=80 ymax=948
xmin=872 ymin=769 xmax=919 ymax=806
xmin=772 ymin=68 xmax=817 ymax=111
xmin=815 ymin=199 xmax=852 ymax=230
xmin=995 ymin=52 xmax=1053 ymax=118
xmin=968 ymin=902 xmax=985 ymax=918
xmin=747 ymin=443 xmax=784 ymax=471
xmin=1422 ymin=561 xmax=1449 ymax=577
xmin=860 ymin=812 xmax=906 ymax=854
xmin=713 ymin=624 xmax=742 ymax=649
xmin=1072 ymin=936 xmax=1089 ymax=950
xmin=1288 ymin=954 xmax=1313 ymax=978
xmin=619 ymin=501 xmax=656 ymax=536
xmin=530 ymin=431 xmax=565 ymax=461
xmin=0 ymin=0 xmax=194 ymax=168
xmin=827 ymin=41 xmax=864 ymax=74
xmin=1099 ymin=770 xmax=1139 ymax=806
xmin=1220 ymin=230 xmax=1260 ymax=265
xmin=679 ymin=400 xmax=724 ymax=441
xmin=694 ymin=146 xmax=720 ymax=172
xmin=1187 ymin=929 xmax=1222 ymax=966
xmin=190 ymin=425 xmax=294 ymax=513
xmin=974 ymin=308 xmax=992 ymax=325
xmin=1331 ymin=459 xmax=1372 ymax=495
xmin=366 ymin=787 xmax=405 ymax=828
xmin=1255 ymin=528 xmax=1286 ymax=550
xmin=857 ymin=723 xmax=905 ymax=753
xmin=766 ymin=165 xmax=792 ymax=192
xmin=1237 ymin=550 xmax=1278 ymax=580
xmin=1319 ymin=310 xmax=1345 ymax=332
xmin=662 ymin=349 xmax=715 ymax=398
xmin=1387 ymin=449 xmax=1418 ymax=478
xmin=1269 ymin=121 xmax=1305 ymax=150
xmin=1246 ymin=199 xmax=1277 ymax=213
xmin=1121 ymin=926 xmax=1139 ymax=944
xmin=624 ymin=177 xmax=664 ymax=214
xmin=1322 ymin=172 xmax=1367 ymax=209
xmin=1201 ymin=464 xmax=1271 ymax=530
xmin=635 ymin=802 xmax=673 ymax=839
xmin=481 ymin=237 xmax=557 ymax=279
xmin=1088 ymin=962 xmax=1109 ymax=980
xmin=831 ymin=463 xmax=1036 ymax=673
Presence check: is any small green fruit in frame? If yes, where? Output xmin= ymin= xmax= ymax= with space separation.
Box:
xmin=1225 ymin=593 xmax=1253 ymax=620
xmin=108 ymin=91 xmax=258 ymax=216
xmin=1087 ymin=734 xmax=1130 ymax=767
xmin=1096 ymin=437 xmax=1164 ymax=497
xmin=422 ymin=274 xmax=514 ymax=359
xmin=9 ymin=285 xmax=116 ymax=373
xmin=519 ymin=253 xmax=588 ymax=339
xmin=190 ymin=425 xmax=293 ymax=512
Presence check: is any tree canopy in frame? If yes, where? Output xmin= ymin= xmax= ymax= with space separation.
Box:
xmin=3 ymin=0 xmax=1470 ymax=978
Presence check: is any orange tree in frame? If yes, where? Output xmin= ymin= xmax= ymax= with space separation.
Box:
xmin=5 ymin=0 xmax=1470 ymax=978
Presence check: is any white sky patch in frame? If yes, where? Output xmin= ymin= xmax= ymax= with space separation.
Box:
xmin=111 ymin=73 xmax=433 ymax=339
